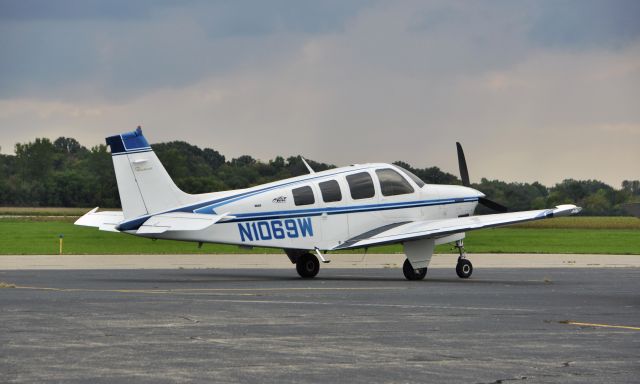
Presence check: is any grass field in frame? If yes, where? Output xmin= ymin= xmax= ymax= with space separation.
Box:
xmin=512 ymin=216 xmax=640 ymax=230
xmin=0 ymin=207 xmax=97 ymax=216
xmin=1 ymin=216 xmax=638 ymax=255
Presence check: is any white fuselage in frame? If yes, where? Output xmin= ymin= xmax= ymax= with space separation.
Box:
xmin=127 ymin=163 xmax=482 ymax=251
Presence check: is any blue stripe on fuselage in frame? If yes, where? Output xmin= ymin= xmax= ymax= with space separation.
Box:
xmin=117 ymin=166 xmax=379 ymax=230
xmin=115 ymin=163 xmax=481 ymax=231
xmin=223 ymin=197 xmax=477 ymax=222
xmin=190 ymin=167 xmax=374 ymax=214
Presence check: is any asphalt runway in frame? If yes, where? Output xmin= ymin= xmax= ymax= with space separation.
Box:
xmin=1 ymin=267 xmax=639 ymax=383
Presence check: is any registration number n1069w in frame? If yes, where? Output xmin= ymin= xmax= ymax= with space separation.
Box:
xmin=237 ymin=218 xmax=313 ymax=242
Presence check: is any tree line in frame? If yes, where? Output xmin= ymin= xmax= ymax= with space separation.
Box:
xmin=0 ymin=136 xmax=638 ymax=216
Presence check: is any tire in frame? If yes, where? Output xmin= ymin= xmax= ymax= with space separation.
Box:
xmin=296 ymin=253 xmax=320 ymax=278
xmin=403 ymin=259 xmax=427 ymax=281
xmin=456 ymin=259 xmax=473 ymax=278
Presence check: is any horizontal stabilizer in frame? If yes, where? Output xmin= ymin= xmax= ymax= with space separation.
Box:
xmin=136 ymin=212 xmax=235 ymax=234
xmin=334 ymin=204 xmax=582 ymax=250
xmin=74 ymin=208 xmax=124 ymax=232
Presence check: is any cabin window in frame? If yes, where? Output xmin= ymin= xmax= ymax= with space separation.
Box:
xmin=346 ymin=172 xmax=375 ymax=200
xmin=376 ymin=169 xmax=415 ymax=196
xmin=319 ymin=180 xmax=342 ymax=202
xmin=292 ymin=186 xmax=315 ymax=206
xmin=396 ymin=166 xmax=426 ymax=188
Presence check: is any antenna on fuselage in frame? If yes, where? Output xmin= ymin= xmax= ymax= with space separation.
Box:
xmin=300 ymin=156 xmax=315 ymax=174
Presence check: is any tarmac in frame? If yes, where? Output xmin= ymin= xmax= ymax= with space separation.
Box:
xmin=1 ymin=254 xmax=639 ymax=383
xmin=2 ymin=253 xmax=640 ymax=270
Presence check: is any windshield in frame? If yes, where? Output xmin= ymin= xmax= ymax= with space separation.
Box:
xmin=396 ymin=166 xmax=426 ymax=188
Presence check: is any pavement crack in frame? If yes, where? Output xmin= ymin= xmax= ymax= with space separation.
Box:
xmin=477 ymin=376 xmax=528 ymax=384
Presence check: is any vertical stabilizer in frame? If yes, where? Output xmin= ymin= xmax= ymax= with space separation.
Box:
xmin=106 ymin=127 xmax=193 ymax=219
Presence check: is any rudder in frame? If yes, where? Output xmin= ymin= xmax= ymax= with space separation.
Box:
xmin=106 ymin=127 xmax=194 ymax=219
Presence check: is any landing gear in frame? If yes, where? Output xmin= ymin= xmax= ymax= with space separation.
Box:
xmin=296 ymin=252 xmax=320 ymax=279
xmin=403 ymin=259 xmax=427 ymax=281
xmin=456 ymin=259 xmax=473 ymax=278
xmin=454 ymin=240 xmax=473 ymax=279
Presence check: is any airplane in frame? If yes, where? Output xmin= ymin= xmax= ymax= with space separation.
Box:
xmin=76 ymin=127 xmax=582 ymax=280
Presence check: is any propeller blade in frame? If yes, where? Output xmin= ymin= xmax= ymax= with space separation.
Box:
xmin=456 ymin=142 xmax=509 ymax=213
xmin=456 ymin=142 xmax=470 ymax=187
xmin=479 ymin=197 xmax=508 ymax=213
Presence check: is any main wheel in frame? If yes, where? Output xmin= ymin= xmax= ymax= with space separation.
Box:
xmin=403 ymin=259 xmax=427 ymax=281
xmin=296 ymin=253 xmax=320 ymax=279
xmin=456 ymin=259 xmax=473 ymax=278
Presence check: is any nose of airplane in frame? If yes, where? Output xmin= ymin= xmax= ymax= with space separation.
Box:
xmin=460 ymin=186 xmax=485 ymax=198
xmin=471 ymin=187 xmax=486 ymax=198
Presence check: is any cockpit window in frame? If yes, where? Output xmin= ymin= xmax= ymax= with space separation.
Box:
xmin=376 ymin=169 xmax=415 ymax=196
xmin=292 ymin=186 xmax=315 ymax=206
xmin=396 ymin=167 xmax=425 ymax=188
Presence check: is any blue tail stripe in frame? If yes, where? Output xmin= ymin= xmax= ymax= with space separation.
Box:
xmin=105 ymin=127 xmax=151 ymax=154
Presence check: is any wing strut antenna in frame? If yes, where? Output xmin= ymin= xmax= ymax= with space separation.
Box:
xmin=300 ymin=157 xmax=316 ymax=174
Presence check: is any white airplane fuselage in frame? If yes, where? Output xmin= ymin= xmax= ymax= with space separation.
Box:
xmin=76 ymin=127 xmax=581 ymax=280
xmin=122 ymin=163 xmax=482 ymax=251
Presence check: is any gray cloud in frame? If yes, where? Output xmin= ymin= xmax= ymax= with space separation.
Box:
xmin=0 ymin=0 xmax=368 ymax=100
xmin=0 ymin=1 xmax=638 ymax=187
xmin=0 ymin=0 xmax=161 ymax=21
xmin=528 ymin=0 xmax=640 ymax=49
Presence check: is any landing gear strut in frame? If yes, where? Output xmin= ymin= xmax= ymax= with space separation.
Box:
xmin=454 ymin=240 xmax=473 ymax=279
xmin=403 ymin=259 xmax=427 ymax=281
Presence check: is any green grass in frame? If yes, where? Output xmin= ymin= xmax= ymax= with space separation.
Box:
xmin=0 ymin=218 xmax=638 ymax=255
xmin=512 ymin=216 xmax=640 ymax=230
xmin=0 ymin=206 xmax=99 ymax=216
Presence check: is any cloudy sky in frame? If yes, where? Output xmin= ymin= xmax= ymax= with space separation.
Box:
xmin=0 ymin=0 xmax=638 ymax=187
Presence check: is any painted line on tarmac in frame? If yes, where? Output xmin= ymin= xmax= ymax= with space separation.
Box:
xmin=10 ymin=285 xmax=534 ymax=311
xmin=196 ymin=298 xmax=537 ymax=312
xmin=12 ymin=285 xmax=407 ymax=294
xmin=561 ymin=321 xmax=640 ymax=331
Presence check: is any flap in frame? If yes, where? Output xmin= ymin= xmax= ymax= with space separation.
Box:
xmin=136 ymin=212 xmax=235 ymax=234
xmin=334 ymin=204 xmax=581 ymax=250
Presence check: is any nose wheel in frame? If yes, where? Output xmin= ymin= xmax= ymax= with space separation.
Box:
xmin=454 ymin=240 xmax=473 ymax=279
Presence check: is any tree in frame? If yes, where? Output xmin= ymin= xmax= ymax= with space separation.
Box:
xmin=15 ymin=138 xmax=57 ymax=180
xmin=54 ymin=137 xmax=87 ymax=155
xmin=582 ymin=189 xmax=612 ymax=215
xmin=1 ymin=134 xmax=637 ymax=214
xmin=622 ymin=180 xmax=640 ymax=196
xmin=393 ymin=161 xmax=459 ymax=184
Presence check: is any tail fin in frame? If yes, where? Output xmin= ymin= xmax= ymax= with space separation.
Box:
xmin=106 ymin=127 xmax=193 ymax=219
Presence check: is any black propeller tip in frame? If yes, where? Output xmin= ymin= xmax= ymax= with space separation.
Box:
xmin=456 ymin=142 xmax=508 ymax=213
xmin=456 ymin=142 xmax=470 ymax=187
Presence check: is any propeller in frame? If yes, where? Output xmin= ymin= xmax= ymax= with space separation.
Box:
xmin=456 ymin=142 xmax=508 ymax=213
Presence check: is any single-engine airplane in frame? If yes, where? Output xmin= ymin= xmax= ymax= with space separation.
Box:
xmin=76 ymin=127 xmax=582 ymax=280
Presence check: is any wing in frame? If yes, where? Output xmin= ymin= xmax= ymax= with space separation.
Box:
xmin=75 ymin=208 xmax=234 ymax=234
xmin=135 ymin=212 xmax=235 ymax=234
xmin=333 ymin=204 xmax=581 ymax=250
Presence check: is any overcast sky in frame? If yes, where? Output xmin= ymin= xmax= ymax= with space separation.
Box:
xmin=0 ymin=0 xmax=638 ymax=187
